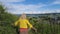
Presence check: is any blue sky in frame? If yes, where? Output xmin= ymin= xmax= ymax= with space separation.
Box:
xmin=0 ymin=0 xmax=60 ymax=14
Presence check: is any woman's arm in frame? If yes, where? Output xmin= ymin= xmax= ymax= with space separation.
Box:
xmin=26 ymin=19 xmax=33 ymax=28
xmin=26 ymin=19 xmax=37 ymax=32
xmin=14 ymin=20 xmax=19 ymax=26
xmin=11 ymin=20 xmax=19 ymax=28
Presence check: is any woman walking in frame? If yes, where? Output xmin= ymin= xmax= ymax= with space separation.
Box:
xmin=14 ymin=13 xmax=37 ymax=34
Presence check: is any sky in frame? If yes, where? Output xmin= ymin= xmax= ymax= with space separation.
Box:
xmin=0 ymin=0 xmax=60 ymax=14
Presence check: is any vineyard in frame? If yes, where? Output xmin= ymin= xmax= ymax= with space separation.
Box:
xmin=0 ymin=4 xmax=60 ymax=34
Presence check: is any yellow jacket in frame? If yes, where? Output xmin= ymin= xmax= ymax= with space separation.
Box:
xmin=14 ymin=19 xmax=33 ymax=28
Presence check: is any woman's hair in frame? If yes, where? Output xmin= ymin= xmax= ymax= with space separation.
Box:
xmin=20 ymin=13 xmax=27 ymax=19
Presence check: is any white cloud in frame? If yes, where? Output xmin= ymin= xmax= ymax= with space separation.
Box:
xmin=52 ymin=0 xmax=60 ymax=4
xmin=0 ymin=0 xmax=47 ymax=14
xmin=0 ymin=0 xmax=25 ymax=2
xmin=0 ymin=0 xmax=60 ymax=14
xmin=3 ymin=3 xmax=60 ymax=14
xmin=6 ymin=3 xmax=46 ymax=14
xmin=7 ymin=5 xmax=60 ymax=14
xmin=42 ymin=9 xmax=60 ymax=14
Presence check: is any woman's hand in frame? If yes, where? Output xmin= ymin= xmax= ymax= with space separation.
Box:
xmin=11 ymin=23 xmax=16 ymax=28
xmin=28 ymin=28 xmax=31 ymax=31
xmin=11 ymin=23 xmax=14 ymax=26
xmin=31 ymin=27 xmax=37 ymax=33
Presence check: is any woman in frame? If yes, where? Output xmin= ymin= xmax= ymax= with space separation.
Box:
xmin=14 ymin=13 xmax=37 ymax=34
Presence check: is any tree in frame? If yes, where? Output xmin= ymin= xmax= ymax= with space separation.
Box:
xmin=0 ymin=4 xmax=18 ymax=34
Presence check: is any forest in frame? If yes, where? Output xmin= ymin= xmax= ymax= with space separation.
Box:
xmin=0 ymin=4 xmax=60 ymax=34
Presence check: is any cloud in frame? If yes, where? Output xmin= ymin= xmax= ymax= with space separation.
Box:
xmin=7 ymin=4 xmax=60 ymax=14
xmin=52 ymin=0 xmax=60 ymax=4
xmin=7 ymin=3 xmax=47 ymax=14
xmin=0 ymin=0 xmax=25 ymax=2
xmin=0 ymin=0 xmax=46 ymax=13
xmin=2 ymin=3 xmax=60 ymax=14
xmin=0 ymin=0 xmax=60 ymax=14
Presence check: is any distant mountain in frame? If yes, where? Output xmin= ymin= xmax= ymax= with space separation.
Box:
xmin=15 ymin=13 xmax=60 ymax=17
